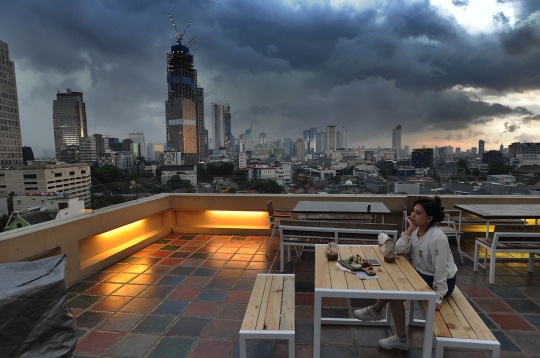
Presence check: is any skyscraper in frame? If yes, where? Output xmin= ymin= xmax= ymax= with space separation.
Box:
xmin=478 ymin=140 xmax=485 ymax=157
xmin=392 ymin=125 xmax=402 ymax=151
xmin=53 ymin=89 xmax=88 ymax=162
xmin=326 ymin=122 xmax=337 ymax=151
xmin=165 ymin=27 xmax=205 ymax=165
xmin=309 ymin=127 xmax=317 ymax=154
xmin=337 ymin=127 xmax=348 ymax=149
xmin=0 ymin=40 xmax=23 ymax=165
xmin=259 ymin=132 xmax=267 ymax=145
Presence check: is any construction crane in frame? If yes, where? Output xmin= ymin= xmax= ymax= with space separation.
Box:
xmin=168 ymin=14 xmax=191 ymax=44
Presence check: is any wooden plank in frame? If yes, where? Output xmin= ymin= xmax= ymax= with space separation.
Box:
xmin=329 ymin=255 xmax=349 ymax=289
xmin=280 ymin=276 xmax=295 ymax=331
xmin=394 ymin=255 xmax=431 ymax=292
xmin=450 ymin=287 xmax=497 ymax=341
xmin=363 ymin=246 xmax=397 ymax=291
xmin=241 ymin=275 xmax=268 ymax=330
xmin=369 ymin=246 xmax=412 ymax=291
xmin=438 ymin=297 xmax=469 ymax=339
xmin=264 ymin=276 xmax=284 ymax=331
xmin=255 ymin=275 xmax=273 ymax=330
xmin=421 ymin=301 xmax=452 ymax=338
xmin=339 ymin=246 xmax=366 ymax=290
xmin=447 ymin=295 xmax=478 ymax=340
xmin=315 ymin=245 xmax=331 ymax=289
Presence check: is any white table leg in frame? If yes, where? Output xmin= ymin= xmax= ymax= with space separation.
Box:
xmin=422 ymin=297 xmax=436 ymax=358
xmin=313 ymin=291 xmax=322 ymax=358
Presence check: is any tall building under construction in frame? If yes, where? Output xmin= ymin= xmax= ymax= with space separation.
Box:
xmin=0 ymin=40 xmax=23 ymax=166
xmin=165 ymin=19 xmax=206 ymax=164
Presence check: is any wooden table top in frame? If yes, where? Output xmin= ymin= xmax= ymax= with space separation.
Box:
xmin=454 ymin=204 xmax=540 ymax=220
xmin=293 ymin=201 xmax=390 ymax=214
xmin=314 ymin=245 xmax=432 ymax=292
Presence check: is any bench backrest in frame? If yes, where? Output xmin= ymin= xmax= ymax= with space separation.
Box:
xmin=279 ymin=220 xmax=398 ymax=242
xmin=492 ymin=225 xmax=540 ymax=245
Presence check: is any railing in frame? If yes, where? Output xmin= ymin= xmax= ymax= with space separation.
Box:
xmin=0 ymin=194 xmax=539 ymax=286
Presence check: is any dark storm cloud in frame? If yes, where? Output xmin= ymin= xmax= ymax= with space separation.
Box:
xmin=504 ymin=121 xmax=520 ymax=132
xmin=500 ymin=21 xmax=540 ymax=55
xmin=1 ymin=0 xmax=540 ymax=151
xmin=522 ymin=114 xmax=540 ymax=123
xmin=493 ymin=12 xmax=510 ymax=25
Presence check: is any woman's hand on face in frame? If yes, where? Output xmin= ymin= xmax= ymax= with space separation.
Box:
xmin=406 ymin=216 xmax=417 ymax=229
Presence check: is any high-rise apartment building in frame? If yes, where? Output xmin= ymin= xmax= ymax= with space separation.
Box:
xmin=165 ymin=31 xmax=205 ymax=165
xmin=295 ymin=138 xmax=305 ymax=161
xmin=53 ymin=89 xmax=88 ymax=162
xmin=309 ymin=127 xmax=317 ymax=154
xmin=326 ymin=122 xmax=337 ymax=151
xmin=478 ymin=140 xmax=485 ymax=157
xmin=392 ymin=125 xmax=402 ymax=151
xmin=0 ymin=40 xmax=23 ymax=166
xmin=317 ymin=131 xmax=327 ymax=153
xmin=337 ymin=127 xmax=348 ymax=149
xmin=284 ymin=138 xmax=291 ymax=158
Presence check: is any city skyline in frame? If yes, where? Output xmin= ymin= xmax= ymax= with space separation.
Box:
xmin=1 ymin=0 xmax=540 ymax=156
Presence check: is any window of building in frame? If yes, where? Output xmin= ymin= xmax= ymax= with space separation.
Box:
xmin=69 ymin=171 xmax=75 ymax=175
xmin=54 ymin=172 xmax=62 ymax=177
xmin=23 ymin=174 xmax=37 ymax=179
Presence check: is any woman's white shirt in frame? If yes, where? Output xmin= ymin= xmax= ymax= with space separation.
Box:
xmin=395 ymin=226 xmax=458 ymax=304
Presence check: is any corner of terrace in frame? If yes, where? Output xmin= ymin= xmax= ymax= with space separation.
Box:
xmin=1 ymin=194 xmax=540 ymax=357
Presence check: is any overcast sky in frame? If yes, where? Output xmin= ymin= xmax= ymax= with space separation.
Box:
xmin=2 ymin=0 xmax=540 ymax=156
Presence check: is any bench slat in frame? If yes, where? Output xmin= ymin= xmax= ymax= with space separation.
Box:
xmin=447 ymin=294 xmax=478 ymax=340
xmin=421 ymin=303 xmax=452 ymax=338
xmin=256 ymin=276 xmax=273 ymax=330
xmin=264 ymin=276 xmax=284 ymax=331
xmin=241 ymin=275 xmax=268 ymax=331
xmin=439 ymin=297 xmax=470 ymax=339
xmin=450 ymin=287 xmax=497 ymax=341
xmin=280 ymin=276 xmax=295 ymax=331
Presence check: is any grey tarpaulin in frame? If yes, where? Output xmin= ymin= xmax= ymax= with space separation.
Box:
xmin=0 ymin=254 xmax=77 ymax=357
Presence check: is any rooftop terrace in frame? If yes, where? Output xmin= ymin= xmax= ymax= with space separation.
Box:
xmin=2 ymin=194 xmax=540 ymax=357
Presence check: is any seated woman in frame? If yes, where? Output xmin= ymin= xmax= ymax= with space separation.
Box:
xmin=354 ymin=196 xmax=458 ymax=350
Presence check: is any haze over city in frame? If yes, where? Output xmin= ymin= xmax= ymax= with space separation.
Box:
xmin=1 ymin=0 xmax=540 ymax=156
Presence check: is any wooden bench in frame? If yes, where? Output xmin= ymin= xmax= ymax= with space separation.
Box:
xmin=409 ymin=286 xmax=500 ymax=357
xmin=278 ymin=220 xmax=398 ymax=272
xmin=239 ymin=274 xmax=295 ymax=358
xmin=474 ymin=225 xmax=540 ymax=284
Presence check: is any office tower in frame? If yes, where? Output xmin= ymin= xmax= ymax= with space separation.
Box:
xmin=295 ymin=138 xmax=305 ymax=160
xmin=53 ymin=89 xmax=88 ymax=163
xmin=165 ymin=31 xmax=205 ymax=165
xmin=93 ymin=134 xmax=108 ymax=156
xmin=146 ymin=143 xmax=164 ymax=161
xmin=303 ymin=130 xmax=310 ymax=153
xmin=471 ymin=147 xmax=478 ymax=156
xmin=211 ymin=102 xmax=231 ymax=150
xmin=284 ymin=138 xmax=291 ymax=158
xmin=326 ymin=122 xmax=337 ymax=151
xmin=411 ymin=148 xmax=434 ymax=168
xmin=482 ymin=150 xmax=503 ymax=165
xmin=224 ymin=104 xmax=231 ymax=150
xmin=392 ymin=125 xmax=402 ymax=151
xmin=309 ymin=127 xmax=317 ymax=154
xmin=244 ymin=124 xmax=253 ymax=152
xmin=404 ymin=145 xmax=409 ymax=156
xmin=259 ymin=133 xmax=267 ymax=145
xmin=337 ymin=127 xmax=348 ymax=149
xmin=79 ymin=136 xmax=97 ymax=166
xmin=500 ymin=144 xmax=504 ymax=152
xmin=0 ymin=40 xmax=23 ymax=166
xmin=478 ymin=140 xmax=485 ymax=157
xmin=129 ymin=132 xmax=146 ymax=158
xmin=316 ymin=131 xmax=327 ymax=153
xmin=455 ymin=147 xmax=461 ymax=157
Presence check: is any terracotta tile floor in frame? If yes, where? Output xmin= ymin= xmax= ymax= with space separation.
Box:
xmin=70 ymin=233 xmax=540 ymax=357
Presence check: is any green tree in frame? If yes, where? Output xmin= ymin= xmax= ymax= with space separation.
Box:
xmin=456 ymin=159 xmax=471 ymax=175
xmin=166 ymin=175 xmax=195 ymax=193
xmin=91 ymin=165 xmax=126 ymax=185
xmin=488 ymin=162 xmax=513 ymax=175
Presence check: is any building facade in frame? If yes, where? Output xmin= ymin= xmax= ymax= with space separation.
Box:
xmin=0 ymin=163 xmax=91 ymax=206
xmin=326 ymin=123 xmax=337 ymax=151
xmin=53 ymin=89 xmax=88 ymax=162
xmin=129 ymin=132 xmax=146 ymax=158
xmin=0 ymin=40 xmax=23 ymax=166
xmin=411 ymin=148 xmax=434 ymax=168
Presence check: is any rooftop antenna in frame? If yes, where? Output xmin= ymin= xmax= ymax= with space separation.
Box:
xmin=168 ymin=14 xmax=191 ymax=44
